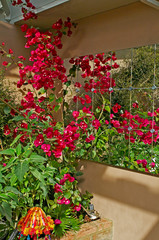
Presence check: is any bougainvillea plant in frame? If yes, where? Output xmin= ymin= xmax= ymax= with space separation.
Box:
xmin=0 ymin=2 xmax=93 ymax=239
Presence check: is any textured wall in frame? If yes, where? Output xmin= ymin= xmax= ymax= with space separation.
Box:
xmin=77 ymin=160 xmax=159 ymax=240
xmin=61 ymin=2 xmax=159 ymax=58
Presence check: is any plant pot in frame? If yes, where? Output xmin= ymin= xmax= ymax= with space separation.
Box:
xmin=40 ymin=218 xmax=113 ymax=240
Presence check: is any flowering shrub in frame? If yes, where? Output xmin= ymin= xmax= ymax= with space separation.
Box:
xmin=64 ymin=50 xmax=159 ymax=174
xmin=0 ymin=8 xmax=92 ymax=239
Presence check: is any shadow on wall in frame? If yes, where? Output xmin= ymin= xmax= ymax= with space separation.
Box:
xmin=77 ymin=160 xmax=159 ymax=240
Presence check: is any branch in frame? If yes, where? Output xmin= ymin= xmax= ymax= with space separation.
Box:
xmin=0 ymin=97 xmax=21 ymax=115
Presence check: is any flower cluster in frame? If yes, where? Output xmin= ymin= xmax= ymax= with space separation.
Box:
xmin=70 ymin=53 xmax=118 ymax=94
xmin=11 ymin=0 xmax=37 ymax=21
xmin=53 ymin=174 xmax=81 ymax=213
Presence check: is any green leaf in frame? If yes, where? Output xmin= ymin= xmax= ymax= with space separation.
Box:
xmin=0 ymin=194 xmax=10 ymax=200
xmin=56 ymin=97 xmax=63 ymax=104
xmin=64 ymin=192 xmax=71 ymax=199
xmin=16 ymin=143 xmax=22 ymax=156
xmin=40 ymin=183 xmax=48 ymax=198
xmin=64 ymin=80 xmax=71 ymax=87
xmin=7 ymin=63 xmax=12 ymax=68
xmin=10 ymin=134 xmax=22 ymax=147
xmin=54 ymin=105 xmax=60 ymax=112
xmin=7 ymin=192 xmax=18 ymax=203
xmin=92 ymin=150 xmax=96 ymax=158
xmin=31 ymin=169 xmax=45 ymax=184
xmin=38 ymin=87 xmax=46 ymax=95
xmin=30 ymin=154 xmax=46 ymax=162
xmin=12 ymin=115 xmax=25 ymax=121
xmin=4 ymin=186 xmax=21 ymax=195
xmin=23 ymin=149 xmax=32 ymax=158
xmin=0 ymin=149 xmax=15 ymax=156
xmin=105 ymin=105 xmax=110 ymax=113
xmin=10 ymin=174 xmax=17 ymax=186
xmin=4 ymin=157 xmax=16 ymax=170
xmin=6 ymin=54 xmax=11 ymax=58
xmin=0 ymin=218 xmax=9 ymax=239
xmin=3 ymin=105 xmax=11 ymax=115
xmin=1 ymin=202 xmax=12 ymax=224
xmin=0 ymin=206 xmax=5 ymax=216
xmin=49 ymin=93 xmax=55 ymax=102
xmin=0 ymin=172 xmax=5 ymax=183
xmin=14 ymin=162 xmax=29 ymax=182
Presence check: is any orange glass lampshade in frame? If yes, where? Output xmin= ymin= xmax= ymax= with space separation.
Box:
xmin=17 ymin=207 xmax=54 ymax=240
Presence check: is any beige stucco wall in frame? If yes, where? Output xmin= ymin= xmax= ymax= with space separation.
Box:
xmin=77 ymin=160 xmax=159 ymax=240
xmin=0 ymin=22 xmax=30 ymax=101
xmin=61 ymin=2 xmax=159 ymax=58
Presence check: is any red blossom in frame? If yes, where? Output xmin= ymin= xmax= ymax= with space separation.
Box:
xmin=9 ymin=49 xmax=13 ymax=54
xmin=72 ymin=111 xmax=79 ymax=119
xmin=41 ymin=144 xmax=51 ymax=153
xmin=54 ymin=183 xmax=63 ymax=193
xmin=112 ymin=103 xmax=121 ymax=113
xmin=34 ymin=134 xmax=44 ymax=147
xmin=150 ymin=162 xmax=155 ymax=168
xmin=2 ymin=61 xmax=8 ymax=66
xmin=73 ymin=204 xmax=81 ymax=212
xmin=4 ymin=125 xmax=11 ymax=135
xmin=54 ymin=219 xmax=62 ymax=225
xmin=86 ymin=135 xmax=95 ymax=142
xmin=92 ymin=119 xmax=101 ymax=130
xmin=132 ymin=102 xmax=138 ymax=108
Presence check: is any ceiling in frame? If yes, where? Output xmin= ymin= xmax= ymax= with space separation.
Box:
xmin=16 ymin=0 xmax=139 ymax=29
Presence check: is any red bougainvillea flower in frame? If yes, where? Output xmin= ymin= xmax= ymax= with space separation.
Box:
xmin=2 ymin=61 xmax=8 ymax=66
xmin=110 ymin=114 xmax=114 ymax=119
xmin=132 ymin=102 xmax=139 ymax=108
xmin=57 ymin=197 xmax=70 ymax=205
xmin=9 ymin=49 xmax=13 ymax=54
xmin=74 ymin=82 xmax=82 ymax=88
xmin=92 ymin=119 xmax=101 ymax=129
xmin=21 ymin=24 xmax=28 ymax=32
xmin=63 ymin=173 xmax=75 ymax=182
xmin=41 ymin=144 xmax=51 ymax=153
xmin=111 ymin=120 xmax=120 ymax=128
xmin=136 ymin=160 xmax=142 ymax=165
xmin=72 ymin=111 xmax=79 ymax=119
xmin=85 ymin=94 xmax=92 ymax=104
xmin=142 ymin=159 xmax=147 ymax=168
xmin=44 ymin=127 xmax=54 ymax=139
xmin=18 ymin=55 xmax=26 ymax=61
xmin=54 ymin=219 xmax=62 ymax=225
xmin=24 ymin=92 xmax=34 ymax=102
xmin=21 ymin=122 xmax=28 ymax=129
xmin=54 ymin=183 xmax=63 ymax=193
xmin=79 ymin=121 xmax=88 ymax=130
xmin=112 ymin=103 xmax=121 ymax=113
xmin=73 ymin=204 xmax=81 ymax=212
xmin=59 ymin=178 xmax=65 ymax=185
xmin=4 ymin=125 xmax=11 ymax=135
xmin=34 ymin=134 xmax=44 ymax=147
xmin=150 ymin=162 xmax=155 ymax=168
xmin=65 ymin=199 xmax=70 ymax=205
xmin=86 ymin=135 xmax=95 ymax=142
